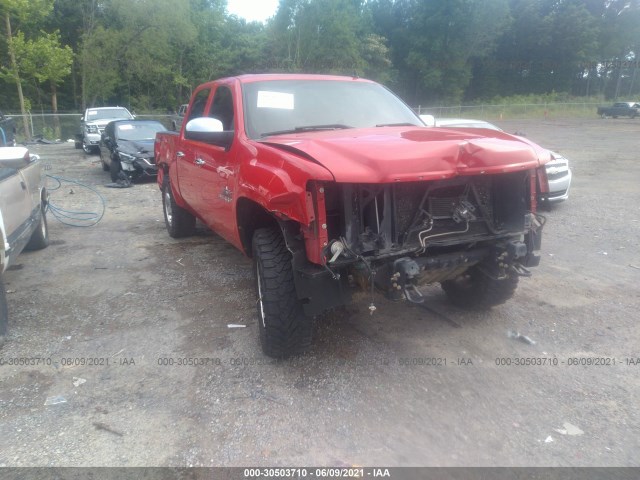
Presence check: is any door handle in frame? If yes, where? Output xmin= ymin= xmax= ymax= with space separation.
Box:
xmin=176 ymin=151 xmax=185 ymax=158
xmin=20 ymin=181 xmax=27 ymax=190
xmin=195 ymin=158 xmax=205 ymax=166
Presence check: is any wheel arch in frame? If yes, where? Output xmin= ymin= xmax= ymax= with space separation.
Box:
xmin=159 ymin=164 xmax=191 ymax=211
xmin=236 ymin=197 xmax=283 ymax=257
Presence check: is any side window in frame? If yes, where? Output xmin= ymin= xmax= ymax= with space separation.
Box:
xmin=208 ymin=86 xmax=234 ymax=131
xmin=186 ymin=88 xmax=211 ymax=123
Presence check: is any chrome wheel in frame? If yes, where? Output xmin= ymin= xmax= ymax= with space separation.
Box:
xmin=161 ymin=181 xmax=195 ymax=238
xmin=163 ymin=189 xmax=173 ymax=226
xmin=256 ymin=262 xmax=266 ymax=328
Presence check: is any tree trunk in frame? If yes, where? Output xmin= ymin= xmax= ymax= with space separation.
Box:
xmin=51 ymin=82 xmax=61 ymax=139
xmin=5 ymin=13 xmax=31 ymax=140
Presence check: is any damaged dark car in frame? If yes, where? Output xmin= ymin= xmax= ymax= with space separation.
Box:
xmin=99 ymin=120 xmax=165 ymax=182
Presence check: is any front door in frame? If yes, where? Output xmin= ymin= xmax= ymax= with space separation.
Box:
xmin=190 ymin=85 xmax=237 ymax=242
xmin=177 ymin=87 xmax=213 ymax=211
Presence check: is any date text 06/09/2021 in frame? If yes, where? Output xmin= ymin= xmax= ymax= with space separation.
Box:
xmin=242 ymin=467 xmax=392 ymax=478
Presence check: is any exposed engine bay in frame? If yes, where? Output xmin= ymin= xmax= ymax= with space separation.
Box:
xmin=293 ymin=171 xmax=545 ymax=314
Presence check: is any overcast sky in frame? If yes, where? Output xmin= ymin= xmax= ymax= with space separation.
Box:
xmin=227 ymin=0 xmax=280 ymax=23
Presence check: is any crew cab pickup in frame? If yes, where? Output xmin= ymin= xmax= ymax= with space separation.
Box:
xmin=597 ymin=102 xmax=640 ymax=118
xmin=0 ymin=147 xmax=49 ymax=341
xmin=155 ymin=74 xmax=549 ymax=358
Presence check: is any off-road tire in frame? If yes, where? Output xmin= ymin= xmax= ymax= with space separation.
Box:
xmin=162 ymin=180 xmax=195 ymax=238
xmin=25 ymin=201 xmax=49 ymax=251
xmin=110 ymin=159 xmax=122 ymax=182
xmin=252 ymin=228 xmax=311 ymax=358
xmin=0 ymin=274 xmax=7 ymax=339
xmin=441 ymin=265 xmax=519 ymax=309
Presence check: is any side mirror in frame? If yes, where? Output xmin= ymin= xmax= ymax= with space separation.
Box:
xmin=184 ymin=117 xmax=233 ymax=150
xmin=419 ymin=114 xmax=435 ymax=127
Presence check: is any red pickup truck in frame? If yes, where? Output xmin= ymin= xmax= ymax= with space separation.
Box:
xmin=155 ymin=74 xmax=549 ymax=358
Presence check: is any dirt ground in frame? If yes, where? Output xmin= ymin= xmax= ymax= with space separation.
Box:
xmin=0 ymin=117 xmax=639 ymax=467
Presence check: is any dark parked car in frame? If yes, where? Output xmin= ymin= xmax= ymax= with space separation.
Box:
xmin=596 ymin=102 xmax=640 ymax=118
xmin=99 ymin=120 xmax=165 ymax=182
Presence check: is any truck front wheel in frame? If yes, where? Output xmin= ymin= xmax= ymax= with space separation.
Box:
xmin=441 ymin=265 xmax=519 ymax=309
xmin=162 ymin=181 xmax=195 ymax=238
xmin=252 ymin=228 xmax=311 ymax=358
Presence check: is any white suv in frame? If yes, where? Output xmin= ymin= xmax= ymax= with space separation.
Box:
xmin=76 ymin=106 xmax=134 ymax=154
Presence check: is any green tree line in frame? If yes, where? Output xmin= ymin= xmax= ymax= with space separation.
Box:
xmin=1 ymin=0 xmax=639 ymax=133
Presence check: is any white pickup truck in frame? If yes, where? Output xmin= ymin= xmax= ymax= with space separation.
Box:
xmin=0 ymin=146 xmax=49 ymax=341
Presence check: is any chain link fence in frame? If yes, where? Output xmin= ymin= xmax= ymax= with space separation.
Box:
xmin=4 ymin=102 xmax=604 ymax=142
xmin=5 ymin=112 xmax=174 ymax=143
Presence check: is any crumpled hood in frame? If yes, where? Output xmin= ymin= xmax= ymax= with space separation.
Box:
xmin=260 ymin=127 xmax=548 ymax=183
xmin=119 ymin=139 xmax=154 ymax=158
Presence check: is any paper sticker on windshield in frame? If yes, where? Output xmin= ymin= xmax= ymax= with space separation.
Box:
xmin=87 ymin=110 xmax=98 ymax=116
xmin=257 ymin=91 xmax=294 ymax=110
xmin=118 ymin=125 xmax=134 ymax=130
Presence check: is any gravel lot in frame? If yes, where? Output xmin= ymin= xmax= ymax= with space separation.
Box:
xmin=0 ymin=117 xmax=639 ymax=467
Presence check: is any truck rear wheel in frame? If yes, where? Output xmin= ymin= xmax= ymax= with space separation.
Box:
xmin=162 ymin=181 xmax=195 ymax=238
xmin=252 ymin=228 xmax=311 ymax=358
xmin=25 ymin=201 xmax=49 ymax=251
xmin=441 ymin=265 xmax=519 ymax=309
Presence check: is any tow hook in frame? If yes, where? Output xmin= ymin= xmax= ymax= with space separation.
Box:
xmin=511 ymin=263 xmax=532 ymax=277
xmin=392 ymin=258 xmax=424 ymax=304
xmin=403 ymin=284 xmax=424 ymax=304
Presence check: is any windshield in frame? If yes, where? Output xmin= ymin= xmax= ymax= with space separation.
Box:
xmin=242 ymin=79 xmax=422 ymax=139
xmin=87 ymin=108 xmax=132 ymax=120
xmin=115 ymin=122 xmax=164 ymax=141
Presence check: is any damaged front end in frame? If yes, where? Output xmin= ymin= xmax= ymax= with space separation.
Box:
xmin=289 ymin=169 xmax=546 ymax=315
